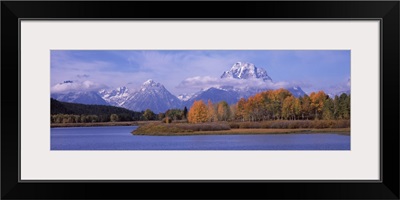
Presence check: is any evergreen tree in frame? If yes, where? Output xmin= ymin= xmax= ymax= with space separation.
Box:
xmin=322 ymin=96 xmax=334 ymax=120
xmin=183 ymin=106 xmax=188 ymax=119
xmin=143 ymin=109 xmax=156 ymax=120
xmin=110 ymin=114 xmax=119 ymax=122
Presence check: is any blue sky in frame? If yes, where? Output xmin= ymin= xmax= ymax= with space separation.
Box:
xmin=51 ymin=50 xmax=350 ymax=95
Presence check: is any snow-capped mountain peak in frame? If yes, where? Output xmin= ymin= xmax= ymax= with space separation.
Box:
xmin=121 ymin=79 xmax=182 ymax=113
xmin=141 ymin=79 xmax=164 ymax=92
xmin=103 ymin=86 xmax=129 ymax=96
xmin=142 ymin=79 xmax=161 ymax=88
xmin=52 ymin=61 xmax=308 ymax=111
xmin=117 ymin=86 xmax=128 ymax=93
xmin=177 ymin=93 xmax=193 ymax=101
xmin=98 ymin=86 xmax=132 ymax=107
xmin=220 ymin=62 xmax=272 ymax=81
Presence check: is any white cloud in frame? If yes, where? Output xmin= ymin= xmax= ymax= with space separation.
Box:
xmin=323 ymin=77 xmax=351 ymax=96
xmin=51 ymin=50 xmax=345 ymax=96
xmin=51 ymin=80 xmax=106 ymax=93
xmin=176 ymin=76 xmax=301 ymax=91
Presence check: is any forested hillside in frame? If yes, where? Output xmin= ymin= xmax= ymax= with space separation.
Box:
xmin=51 ymin=98 xmax=143 ymax=122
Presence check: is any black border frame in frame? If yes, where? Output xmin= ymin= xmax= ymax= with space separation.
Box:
xmin=17 ymin=18 xmax=382 ymax=183
xmin=2 ymin=1 xmax=399 ymax=199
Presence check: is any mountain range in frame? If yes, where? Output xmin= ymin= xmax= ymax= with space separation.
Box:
xmin=51 ymin=91 xmax=108 ymax=106
xmin=51 ymin=61 xmax=342 ymax=113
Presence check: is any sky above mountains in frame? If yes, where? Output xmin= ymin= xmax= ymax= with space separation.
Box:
xmin=51 ymin=50 xmax=350 ymax=95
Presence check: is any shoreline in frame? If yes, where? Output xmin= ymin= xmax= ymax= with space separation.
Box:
xmin=51 ymin=121 xmax=143 ymax=128
xmin=132 ymin=128 xmax=350 ymax=136
xmin=51 ymin=122 xmax=350 ymax=136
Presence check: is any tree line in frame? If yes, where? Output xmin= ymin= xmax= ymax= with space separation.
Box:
xmin=51 ymin=88 xmax=350 ymax=124
xmin=140 ymin=108 xmax=188 ymax=121
xmin=51 ymin=98 xmax=143 ymax=123
xmin=51 ymin=113 xmax=127 ymax=123
xmin=188 ymin=100 xmax=231 ymax=123
xmin=51 ymin=98 xmax=189 ymax=123
xmin=187 ymin=89 xmax=350 ymax=123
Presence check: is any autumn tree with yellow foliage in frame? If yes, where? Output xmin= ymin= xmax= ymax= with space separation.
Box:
xmin=188 ymin=100 xmax=208 ymax=123
xmin=207 ymin=100 xmax=217 ymax=122
xmin=233 ymin=89 xmax=349 ymax=121
xmin=310 ymin=91 xmax=326 ymax=120
xmin=187 ymin=89 xmax=349 ymax=123
xmin=217 ymin=101 xmax=231 ymax=121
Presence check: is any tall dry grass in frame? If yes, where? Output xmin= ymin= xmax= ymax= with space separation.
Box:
xmin=133 ymin=122 xmax=231 ymax=134
xmin=229 ymin=120 xmax=350 ymax=129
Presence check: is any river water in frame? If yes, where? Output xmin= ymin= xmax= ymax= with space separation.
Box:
xmin=51 ymin=126 xmax=350 ymax=150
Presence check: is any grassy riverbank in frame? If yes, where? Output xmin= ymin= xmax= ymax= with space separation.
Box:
xmin=131 ymin=120 xmax=350 ymax=136
xmin=132 ymin=127 xmax=350 ymax=136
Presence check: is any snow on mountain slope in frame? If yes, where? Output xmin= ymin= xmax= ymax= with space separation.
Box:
xmin=99 ymin=86 xmax=131 ymax=107
xmin=220 ymin=62 xmax=272 ymax=81
xmin=121 ymin=79 xmax=182 ymax=113
xmin=51 ymin=61 xmax=308 ymax=111
xmin=184 ymin=87 xmax=240 ymax=107
xmin=51 ymin=80 xmax=109 ymax=105
xmin=185 ymin=62 xmax=307 ymax=107
xmin=177 ymin=93 xmax=194 ymax=101
xmin=51 ymin=91 xmax=109 ymax=105
xmin=286 ymin=86 xmax=307 ymax=98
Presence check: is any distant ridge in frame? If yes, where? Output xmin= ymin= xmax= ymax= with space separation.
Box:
xmin=51 ymin=98 xmax=140 ymax=117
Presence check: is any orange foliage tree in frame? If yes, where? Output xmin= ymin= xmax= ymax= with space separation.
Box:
xmin=310 ymin=91 xmax=326 ymax=120
xmin=300 ymin=95 xmax=311 ymax=120
xmin=207 ymin=100 xmax=217 ymax=122
xmin=186 ymin=89 xmax=348 ymax=122
xmin=188 ymin=100 xmax=208 ymax=123
xmin=217 ymin=101 xmax=231 ymax=121
xmin=282 ymin=96 xmax=295 ymax=120
xmin=232 ymin=88 xmax=346 ymax=121
xmin=236 ymin=98 xmax=247 ymax=121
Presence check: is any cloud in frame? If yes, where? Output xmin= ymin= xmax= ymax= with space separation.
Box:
xmin=51 ymin=50 xmax=349 ymax=96
xmin=324 ymin=77 xmax=351 ymax=95
xmin=76 ymin=74 xmax=90 ymax=79
xmin=127 ymin=50 xmax=246 ymax=77
xmin=51 ymin=80 xmax=106 ymax=93
xmin=176 ymin=76 xmax=304 ymax=91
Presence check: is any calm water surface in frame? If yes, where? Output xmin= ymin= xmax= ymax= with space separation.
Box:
xmin=51 ymin=126 xmax=350 ymax=150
